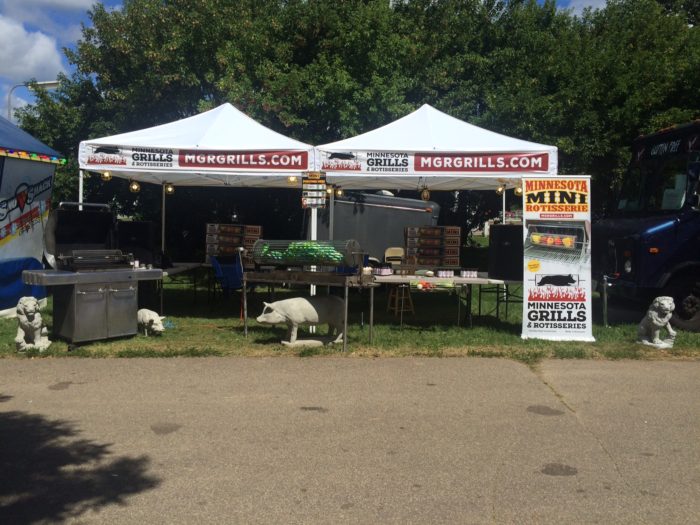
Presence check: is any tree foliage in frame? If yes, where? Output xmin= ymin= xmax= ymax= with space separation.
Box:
xmin=16 ymin=0 xmax=700 ymax=248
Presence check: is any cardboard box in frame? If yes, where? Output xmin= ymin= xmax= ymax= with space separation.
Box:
xmin=244 ymin=225 xmax=263 ymax=237
xmin=206 ymin=223 xmax=244 ymax=235
xmin=205 ymin=234 xmax=242 ymax=245
xmin=443 ymin=237 xmax=460 ymax=246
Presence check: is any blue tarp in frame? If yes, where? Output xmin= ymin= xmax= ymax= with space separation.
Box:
xmin=0 ymin=115 xmax=61 ymax=157
xmin=0 ymin=258 xmax=46 ymax=310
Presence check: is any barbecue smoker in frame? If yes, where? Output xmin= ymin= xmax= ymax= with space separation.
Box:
xmin=22 ymin=203 xmax=162 ymax=343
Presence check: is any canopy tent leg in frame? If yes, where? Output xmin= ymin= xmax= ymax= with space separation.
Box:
xmin=502 ymin=188 xmax=506 ymax=224
xmin=329 ymin=190 xmax=335 ymax=240
xmin=161 ymin=183 xmax=166 ymax=253
xmin=309 ymin=207 xmax=317 ymax=333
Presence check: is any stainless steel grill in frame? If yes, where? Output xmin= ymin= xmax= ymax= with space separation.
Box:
xmin=22 ymin=202 xmax=162 ymax=344
xmin=524 ymin=221 xmax=590 ymax=265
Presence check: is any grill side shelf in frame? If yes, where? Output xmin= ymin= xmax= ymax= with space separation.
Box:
xmin=22 ymin=269 xmax=163 ymax=286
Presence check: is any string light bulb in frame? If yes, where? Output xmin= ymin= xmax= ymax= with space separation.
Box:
xmin=129 ymin=180 xmax=141 ymax=193
xmin=335 ymin=187 xmax=343 ymax=197
xmin=101 ymin=171 xmax=112 ymax=181
xmin=287 ymin=176 xmax=298 ymax=184
xmin=164 ymin=183 xmax=175 ymax=195
xmin=514 ymin=185 xmax=523 ymax=197
xmin=495 ymin=185 xmax=505 ymax=196
xmin=420 ymin=188 xmax=431 ymax=201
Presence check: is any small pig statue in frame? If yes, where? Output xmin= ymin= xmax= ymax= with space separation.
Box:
xmin=256 ymin=296 xmax=344 ymax=343
xmin=137 ymin=309 xmax=166 ymax=336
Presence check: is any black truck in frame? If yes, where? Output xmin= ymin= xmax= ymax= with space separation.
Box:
xmin=592 ymin=121 xmax=700 ymax=331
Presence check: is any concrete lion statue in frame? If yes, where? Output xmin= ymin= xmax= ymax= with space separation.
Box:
xmin=637 ymin=296 xmax=676 ymax=348
xmin=15 ymin=296 xmax=51 ymax=352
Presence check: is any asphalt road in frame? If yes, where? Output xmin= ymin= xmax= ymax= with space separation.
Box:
xmin=1 ymin=357 xmax=698 ymax=524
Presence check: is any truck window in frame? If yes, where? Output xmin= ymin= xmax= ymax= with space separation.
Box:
xmin=616 ymin=157 xmax=688 ymax=212
xmin=657 ymin=157 xmax=687 ymax=211
xmin=617 ymin=166 xmax=646 ymax=211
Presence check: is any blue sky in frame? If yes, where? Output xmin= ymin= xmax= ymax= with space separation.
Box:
xmin=0 ymin=0 xmax=606 ymax=122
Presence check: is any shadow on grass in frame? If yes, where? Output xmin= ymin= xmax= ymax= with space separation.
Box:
xmin=159 ymin=287 xmax=245 ymax=319
xmin=0 ymin=411 xmax=160 ymax=523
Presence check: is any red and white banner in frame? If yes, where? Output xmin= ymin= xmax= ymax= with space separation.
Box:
xmin=521 ymin=176 xmax=594 ymax=342
xmin=320 ymin=151 xmax=550 ymax=175
xmin=81 ymin=146 xmax=309 ymax=171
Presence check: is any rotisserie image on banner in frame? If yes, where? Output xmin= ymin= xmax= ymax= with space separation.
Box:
xmin=524 ymin=220 xmax=590 ymax=265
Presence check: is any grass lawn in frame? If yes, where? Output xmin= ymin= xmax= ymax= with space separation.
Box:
xmin=2 ymin=271 xmax=699 ymax=362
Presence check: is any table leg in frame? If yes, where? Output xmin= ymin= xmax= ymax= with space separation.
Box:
xmin=478 ymin=285 xmax=482 ymax=317
xmin=496 ymin=285 xmax=501 ymax=319
xmin=467 ymin=284 xmax=473 ymax=328
xmin=457 ymin=286 xmax=461 ymax=326
xmin=243 ymin=274 xmax=248 ymax=337
xmin=369 ymin=286 xmax=374 ymax=344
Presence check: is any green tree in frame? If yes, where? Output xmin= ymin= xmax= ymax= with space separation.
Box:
xmin=15 ymin=0 xmax=700 ymax=228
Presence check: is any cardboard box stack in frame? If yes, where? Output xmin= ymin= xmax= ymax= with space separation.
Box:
xmin=205 ymin=223 xmax=262 ymax=268
xmin=405 ymin=226 xmax=461 ymax=267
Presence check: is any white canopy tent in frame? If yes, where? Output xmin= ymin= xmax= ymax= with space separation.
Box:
xmin=78 ymin=103 xmax=315 ymax=188
xmin=317 ymin=104 xmax=557 ymax=191
xmin=78 ymin=103 xmax=317 ymax=252
xmin=77 ymin=102 xmax=559 ymax=247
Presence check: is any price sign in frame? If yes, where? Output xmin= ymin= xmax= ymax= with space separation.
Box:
xmin=302 ymin=172 xmax=327 ymax=209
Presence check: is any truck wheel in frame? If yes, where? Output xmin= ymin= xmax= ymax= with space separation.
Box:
xmin=666 ymin=280 xmax=700 ymax=332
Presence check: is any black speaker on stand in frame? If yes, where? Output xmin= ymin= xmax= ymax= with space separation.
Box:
xmin=488 ymin=224 xmax=523 ymax=280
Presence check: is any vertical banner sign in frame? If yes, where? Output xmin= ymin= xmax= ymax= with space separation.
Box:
xmin=521 ymin=176 xmax=594 ymax=341
xmin=301 ymin=171 xmax=327 ymax=209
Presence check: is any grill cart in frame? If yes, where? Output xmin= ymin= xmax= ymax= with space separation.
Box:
xmin=22 ymin=203 xmax=163 ymax=344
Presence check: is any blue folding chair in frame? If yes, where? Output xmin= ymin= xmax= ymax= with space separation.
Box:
xmin=210 ymin=255 xmax=244 ymax=299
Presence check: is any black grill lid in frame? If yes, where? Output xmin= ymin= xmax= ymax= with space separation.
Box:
xmin=45 ymin=202 xmax=116 ymax=268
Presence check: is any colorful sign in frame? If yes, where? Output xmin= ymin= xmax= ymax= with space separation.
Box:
xmin=0 ymin=157 xmax=53 ymax=315
xmin=320 ymin=151 xmax=550 ymax=175
xmin=521 ymin=176 xmax=594 ymax=342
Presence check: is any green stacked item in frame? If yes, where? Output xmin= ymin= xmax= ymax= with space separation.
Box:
xmin=259 ymin=241 xmax=344 ymax=265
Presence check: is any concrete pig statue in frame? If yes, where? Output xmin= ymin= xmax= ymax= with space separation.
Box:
xmin=137 ymin=309 xmax=166 ymax=336
xmin=256 ymin=296 xmax=344 ymax=343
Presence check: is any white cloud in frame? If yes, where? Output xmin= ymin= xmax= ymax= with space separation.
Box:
xmin=0 ymin=0 xmax=97 ymax=45
xmin=562 ymin=0 xmax=608 ymax=15
xmin=0 ymin=15 xmax=65 ymax=120
xmin=2 ymin=0 xmax=96 ymax=11
xmin=0 ymin=15 xmax=65 ymax=82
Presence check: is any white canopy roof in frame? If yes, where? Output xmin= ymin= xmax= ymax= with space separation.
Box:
xmin=78 ymin=103 xmax=315 ymax=187
xmin=317 ymin=104 xmax=557 ymax=190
